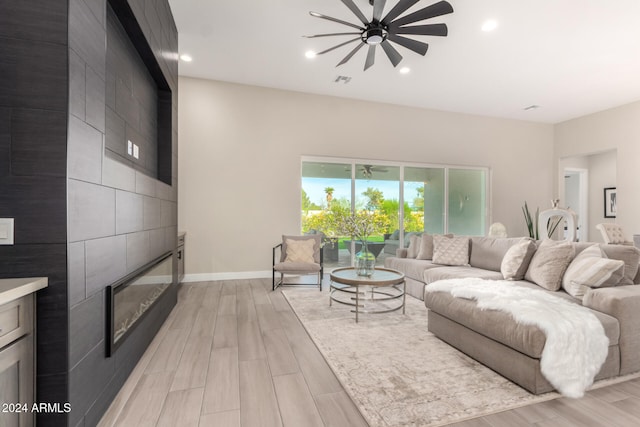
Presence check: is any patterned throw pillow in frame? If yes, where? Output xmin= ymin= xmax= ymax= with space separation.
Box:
xmin=417 ymin=233 xmax=453 ymax=260
xmin=432 ymin=235 xmax=470 ymax=266
xmin=501 ymin=239 xmax=537 ymax=280
xmin=524 ymin=239 xmax=575 ymax=291
xmin=562 ymin=244 xmax=625 ymax=299
xmin=284 ymin=238 xmax=315 ymax=263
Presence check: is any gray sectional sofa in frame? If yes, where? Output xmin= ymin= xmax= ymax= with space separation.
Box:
xmin=384 ymin=236 xmax=640 ymax=394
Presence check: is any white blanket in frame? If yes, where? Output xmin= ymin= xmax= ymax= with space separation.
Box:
xmin=426 ymin=278 xmax=609 ymax=398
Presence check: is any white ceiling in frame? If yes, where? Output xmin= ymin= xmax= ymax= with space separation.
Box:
xmin=168 ymin=0 xmax=640 ymax=124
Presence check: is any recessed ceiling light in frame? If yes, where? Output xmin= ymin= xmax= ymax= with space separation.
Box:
xmin=179 ymin=54 xmax=193 ymax=62
xmin=399 ymin=67 xmax=411 ymax=74
xmin=305 ymin=50 xmax=317 ymax=59
xmin=481 ymin=20 xmax=498 ymax=32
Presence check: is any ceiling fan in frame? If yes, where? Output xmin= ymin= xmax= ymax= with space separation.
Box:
xmin=305 ymin=0 xmax=454 ymax=70
xmin=346 ymin=164 xmax=389 ymax=178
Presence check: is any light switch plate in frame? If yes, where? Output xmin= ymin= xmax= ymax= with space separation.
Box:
xmin=0 ymin=218 xmax=14 ymax=245
xmin=133 ymin=144 xmax=139 ymax=159
xmin=127 ymin=140 xmax=133 ymax=155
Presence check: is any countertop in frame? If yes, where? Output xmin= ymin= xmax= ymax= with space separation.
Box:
xmin=0 ymin=277 xmax=48 ymax=305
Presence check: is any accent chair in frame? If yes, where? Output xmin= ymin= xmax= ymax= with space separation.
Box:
xmin=273 ymin=235 xmax=323 ymax=291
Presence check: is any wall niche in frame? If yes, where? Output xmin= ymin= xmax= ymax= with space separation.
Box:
xmin=105 ymin=0 xmax=172 ymax=185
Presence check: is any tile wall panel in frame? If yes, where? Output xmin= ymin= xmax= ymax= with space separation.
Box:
xmin=67 ymin=115 xmax=104 ymax=184
xmin=68 ymin=179 xmax=116 ymax=242
xmin=84 ymin=235 xmax=127 ymax=297
xmin=69 ymin=291 xmax=104 ymax=368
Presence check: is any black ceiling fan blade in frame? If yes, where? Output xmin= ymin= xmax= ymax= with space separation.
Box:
xmin=337 ymin=42 xmax=366 ymax=66
xmin=382 ymin=0 xmax=421 ymax=25
xmin=390 ymin=1 xmax=454 ymax=27
xmin=364 ymin=45 xmax=376 ymax=70
xmin=391 ymin=23 xmax=448 ymax=36
xmin=304 ymin=32 xmax=362 ymax=38
xmin=373 ymin=0 xmax=387 ymax=22
xmin=309 ymin=12 xmax=364 ymax=31
xmin=340 ymin=0 xmax=370 ymax=25
xmin=316 ymin=37 xmax=361 ymax=56
xmin=380 ymin=40 xmax=403 ymax=67
xmin=387 ymin=33 xmax=429 ymax=55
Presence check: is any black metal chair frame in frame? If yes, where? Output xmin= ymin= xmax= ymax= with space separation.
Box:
xmin=272 ymin=243 xmax=324 ymax=291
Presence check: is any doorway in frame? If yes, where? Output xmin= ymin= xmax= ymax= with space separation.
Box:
xmin=564 ymin=168 xmax=588 ymax=241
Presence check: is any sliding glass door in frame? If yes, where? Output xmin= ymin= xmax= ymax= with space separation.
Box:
xmin=301 ymin=158 xmax=489 ymax=269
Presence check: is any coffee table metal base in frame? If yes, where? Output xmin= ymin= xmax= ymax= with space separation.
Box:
xmin=329 ymin=267 xmax=406 ymax=323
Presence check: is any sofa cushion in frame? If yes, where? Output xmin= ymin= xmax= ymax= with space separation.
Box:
xmin=562 ymin=245 xmax=625 ymax=299
xmin=470 ymin=237 xmax=525 ymax=272
xmin=406 ymin=234 xmax=421 ymax=258
xmin=384 ymin=257 xmax=440 ymax=282
xmin=433 ymin=235 xmax=470 ymax=266
xmin=525 ymin=240 xmax=575 ymax=291
xmin=425 ymin=284 xmax=620 ymax=359
xmin=501 ymin=239 xmax=537 ymax=280
xmin=423 ymin=266 xmax=504 ymax=284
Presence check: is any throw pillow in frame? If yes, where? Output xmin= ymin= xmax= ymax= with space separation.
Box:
xmin=417 ymin=233 xmax=453 ymax=260
xmin=284 ymin=238 xmax=315 ymax=263
xmin=562 ymin=245 xmax=625 ymax=299
xmin=406 ymin=234 xmax=421 ymax=258
xmin=600 ymin=245 xmax=640 ymax=285
xmin=432 ymin=235 xmax=470 ymax=266
xmin=524 ymin=239 xmax=575 ymax=291
xmin=501 ymin=238 xmax=537 ymax=280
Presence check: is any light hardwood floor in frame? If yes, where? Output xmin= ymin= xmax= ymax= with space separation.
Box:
xmin=99 ymin=279 xmax=640 ymax=427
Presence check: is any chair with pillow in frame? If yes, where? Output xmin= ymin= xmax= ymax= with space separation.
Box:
xmin=273 ymin=235 xmax=324 ymax=291
xmin=596 ymin=223 xmax=633 ymax=245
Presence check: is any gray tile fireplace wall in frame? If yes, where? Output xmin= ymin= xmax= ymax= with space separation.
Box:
xmin=1 ymin=1 xmax=178 ymax=426
xmin=67 ymin=0 xmax=178 ymax=425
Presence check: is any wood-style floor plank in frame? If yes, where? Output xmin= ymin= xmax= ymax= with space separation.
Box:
xmin=156 ymin=388 xmax=204 ymax=427
xmin=170 ymin=335 xmax=213 ymax=391
xmin=199 ymin=410 xmax=241 ymax=427
xmin=100 ymin=279 xmax=640 ymax=427
xmin=239 ymin=359 xmax=283 ymax=427
xmin=273 ymin=372 xmax=324 ymax=427
xmin=201 ymin=347 xmax=240 ymax=414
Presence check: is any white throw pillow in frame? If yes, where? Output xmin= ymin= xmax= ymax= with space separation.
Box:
xmin=525 ymin=240 xmax=575 ymax=291
xmin=501 ymin=239 xmax=536 ymax=280
xmin=562 ymin=244 xmax=625 ymax=299
xmin=284 ymin=238 xmax=315 ymax=263
xmin=432 ymin=235 xmax=470 ymax=266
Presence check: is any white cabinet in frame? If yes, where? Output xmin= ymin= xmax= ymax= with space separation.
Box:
xmin=0 ymin=278 xmax=47 ymax=427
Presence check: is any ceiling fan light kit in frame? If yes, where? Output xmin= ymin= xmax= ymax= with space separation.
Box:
xmin=306 ymin=0 xmax=453 ymax=71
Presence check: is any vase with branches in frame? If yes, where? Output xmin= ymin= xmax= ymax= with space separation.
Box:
xmin=335 ymin=209 xmax=389 ymax=276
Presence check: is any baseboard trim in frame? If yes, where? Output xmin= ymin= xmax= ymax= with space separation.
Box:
xmin=182 ymin=271 xmax=272 ymax=282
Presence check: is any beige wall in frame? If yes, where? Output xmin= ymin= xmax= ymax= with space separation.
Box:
xmin=555 ymin=101 xmax=640 ymax=242
xmin=178 ymin=77 xmax=555 ymax=278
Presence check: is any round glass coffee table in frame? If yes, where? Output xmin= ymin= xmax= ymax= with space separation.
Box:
xmin=329 ymin=267 xmax=406 ymax=323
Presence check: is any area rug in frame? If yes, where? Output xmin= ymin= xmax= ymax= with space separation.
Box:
xmin=282 ymin=287 xmax=559 ymax=427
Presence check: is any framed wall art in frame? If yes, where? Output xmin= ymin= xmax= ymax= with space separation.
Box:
xmin=604 ymin=187 xmax=617 ymax=218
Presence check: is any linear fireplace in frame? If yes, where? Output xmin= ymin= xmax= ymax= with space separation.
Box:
xmin=106 ymin=252 xmax=174 ymax=356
